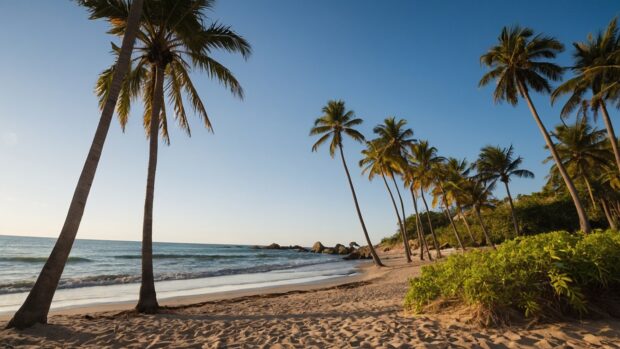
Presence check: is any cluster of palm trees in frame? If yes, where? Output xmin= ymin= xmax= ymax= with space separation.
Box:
xmin=311 ymin=17 xmax=620 ymax=267
xmin=8 ymin=0 xmax=249 ymax=328
xmin=311 ymin=103 xmax=532 ymax=264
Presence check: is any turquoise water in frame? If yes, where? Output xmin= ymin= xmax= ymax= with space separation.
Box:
xmin=0 ymin=235 xmax=358 ymax=313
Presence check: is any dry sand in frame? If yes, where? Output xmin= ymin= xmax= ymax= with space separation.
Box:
xmin=1 ymin=249 xmax=620 ymax=348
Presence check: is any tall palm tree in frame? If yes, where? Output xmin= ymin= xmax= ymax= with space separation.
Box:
xmin=545 ymin=116 xmax=609 ymax=208
xmin=402 ymin=162 xmax=432 ymax=260
xmin=431 ymin=161 xmax=466 ymax=251
xmin=93 ymin=0 xmax=251 ymax=313
xmin=461 ymin=178 xmax=497 ymax=249
xmin=360 ymin=140 xmax=412 ymax=262
xmin=475 ymin=145 xmax=534 ymax=236
xmin=443 ymin=157 xmax=477 ymax=245
xmin=310 ymin=100 xmax=384 ymax=267
xmin=373 ymin=117 xmax=415 ymax=257
xmin=552 ymin=18 xmax=620 ymax=175
xmin=408 ymin=141 xmax=443 ymax=257
xmin=6 ymin=0 xmax=144 ymax=329
xmin=479 ymin=25 xmax=592 ymax=233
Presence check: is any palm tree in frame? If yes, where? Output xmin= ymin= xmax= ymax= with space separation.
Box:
xmin=479 ymin=25 xmax=592 ymax=233
xmin=475 ymin=145 xmax=534 ymax=236
xmin=431 ymin=160 xmax=466 ymax=251
xmin=461 ymin=178 xmax=497 ymax=249
xmin=360 ymin=140 xmax=412 ymax=263
xmin=408 ymin=141 xmax=443 ymax=257
xmin=372 ymin=117 xmax=415 ymax=257
xmin=552 ymin=18 xmax=620 ymax=175
xmin=310 ymin=100 xmax=384 ymax=267
xmin=93 ymin=0 xmax=251 ymax=313
xmin=402 ymin=162 xmax=433 ymax=260
xmin=545 ymin=116 xmax=609 ymax=209
xmin=443 ymin=157 xmax=477 ymax=245
xmin=6 ymin=0 xmax=144 ymax=329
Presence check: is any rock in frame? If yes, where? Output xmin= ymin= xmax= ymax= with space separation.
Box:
xmin=439 ymin=242 xmax=451 ymax=250
xmin=349 ymin=241 xmax=360 ymax=249
xmin=336 ymin=245 xmax=350 ymax=255
xmin=383 ymin=246 xmax=391 ymax=252
xmin=264 ymin=243 xmax=280 ymax=249
xmin=344 ymin=246 xmax=373 ymax=260
xmin=322 ymin=248 xmax=335 ymax=254
xmin=408 ymin=239 xmax=419 ymax=249
xmin=292 ymin=245 xmax=309 ymax=252
xmin=311 ymin=241 xmax=325 ymax=253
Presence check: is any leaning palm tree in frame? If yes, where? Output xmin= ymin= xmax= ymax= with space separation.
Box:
xmin=373 ymin=117 xmax=415 ymax=257
xmin=6 ymin=0 xmax=144 ymax=329
xmin=552 ymin=18 xmax=620 ymax=175
xmin=545 ymin=116 xmax=609 ymax=209
xmin=310 ymin=100 xmax=384 ymax=267
xmin=443 ymin=157 xmax=477 ymax=245
xmin=431 ymin=160 xmax=466 ymax=251
xmin=94 ymin=0 xmax=251 ymax=313
xmin=408 ymin=141 xmax=443 ymax=257
xmin=479 ymin=25 xmax=592 ymax=233
xmin=461 ymin=178 xmax=497 ymax=249
xmin=360 ymin=139 xmax=412 ymax=263
xmin=475 ymin=145 xmax=534 ymax=236
xmin=402 ymin=161 xmax=433 ymax=260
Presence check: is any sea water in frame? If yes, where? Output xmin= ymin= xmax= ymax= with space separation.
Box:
xmin=0 ymin=235 xmax=359 ymax=314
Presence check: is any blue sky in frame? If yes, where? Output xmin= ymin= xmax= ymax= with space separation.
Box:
xmin=0 ymin=1 xmax=618 ymax=246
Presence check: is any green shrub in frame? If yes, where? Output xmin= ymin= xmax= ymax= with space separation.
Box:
xmin=404 ymin=230 xmax=620 ymax=323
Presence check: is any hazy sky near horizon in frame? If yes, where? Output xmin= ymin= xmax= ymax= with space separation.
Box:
xmin=0 ymin=1 xmax=618 ymax=246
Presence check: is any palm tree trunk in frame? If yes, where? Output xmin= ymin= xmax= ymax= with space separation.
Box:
xmin=581 ymin=171 xmax=597 ymax=209
xmin=389 ymin=172 xmax=412 ymax=258
xmin=518 ymin=82 xmax=591 ymax=234
xmin=136 ymin=64 xmax=164 ymax=314
xmin=6 ymin=0 xmax=144 ymax=329
xmin=411 ymin=188 xmax=432 ymax=260
xmin=420 ymin=189 xmax=441 ymax=258
xmin=439 ymin=184 xmax=465 ymax=250
xmin=457 ymin=202 xmax=475 ymax=245
xmin=382 ymin=174 xmax=412 ymax=262
xmin=338 ymin=145 xmax=383 ymax=267
xmin=600 ymin=102 xmax=620 ymax=175
xmin=601 ymin=199 xmax=617 ymax=230
xmin=474 ymin=207 xmax=496 ymax=250
xmin=503 ymin=181 xmax=520 ymax=236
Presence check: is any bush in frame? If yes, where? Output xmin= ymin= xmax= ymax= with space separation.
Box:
xmin=404 ymin=230 xmax=620 ymax=324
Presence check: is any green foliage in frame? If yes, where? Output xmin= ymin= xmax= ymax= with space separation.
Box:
xmin=404 ymin=230 xmax=620 ymax=322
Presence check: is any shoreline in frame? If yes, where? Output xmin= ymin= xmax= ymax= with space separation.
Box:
xmin=0 ymin=259 xmax=375 ymax=322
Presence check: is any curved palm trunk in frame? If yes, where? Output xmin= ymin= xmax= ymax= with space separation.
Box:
xmin=338 ymin=145 xmax=383 ymax=267
xmin=600 ymin=102 xmax=620 ymax=176
xmin=420 ymin=189 xmax=441 ymax=258
xmin=390 ymin=172 xmax=412 ymax=257
xmin=439 ymin=184 xmax=465 ymax=250
xmin=503 ymin=181 xmax=520 ymax=236
xmin=518 ymin=82 xmax=591 ymax=234
xmin=6 ymin=0 xmax=144 ymax=329
xmin=411 ymin=188 xmax=432 ymax=260
xmin=382 ymin=174 xmax=412 ymax=262
xmin=136 ymin=64 xmax=165 ymax=314
xmin=456 ymin=202 xmax=475 ymax=245
xmin=600 ymin=199 xmax=617 ymax=230
xmin=581 ymin=171 xmax=597 ymax=209
xmin=474 ymin=207 xmax=496 ymax=250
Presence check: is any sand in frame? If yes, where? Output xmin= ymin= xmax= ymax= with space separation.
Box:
xmin=2 ymin=249 xmax=620 ymax=348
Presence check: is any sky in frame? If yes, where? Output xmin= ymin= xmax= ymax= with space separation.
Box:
xmin=0 ymin=1 xmax=618 ymax=246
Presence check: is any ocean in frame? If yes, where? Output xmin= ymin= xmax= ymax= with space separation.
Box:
xmin=0 ymin=235 xmax=359 ymax=314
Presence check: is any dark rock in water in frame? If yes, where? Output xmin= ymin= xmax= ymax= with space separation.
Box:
xmin=349 ymin=241 xmax=360 ymax=249
xmin=336 ymin=245 xmax=350 ymax=255
xmin=264 ymin=243 xmax=281 ymax=249
xmin=343 ymin=245 xmax=373 ymax=260
xmin=440 ymin=242 xmax=451 ymax=250
xmin=292 ymin=245 xmax=309 ymax=252
xmin=322 ymin=247 xmax=335 ymax=254
xmin=311 ymin=241 xmax=325 ymax=253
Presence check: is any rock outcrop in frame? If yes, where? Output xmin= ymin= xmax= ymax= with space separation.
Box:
xmin=311 ymin=241 xmax=325 ymax=253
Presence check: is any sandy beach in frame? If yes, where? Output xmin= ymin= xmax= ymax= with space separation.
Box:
xmin=2 ymin=249 xmax=620 ymax=348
